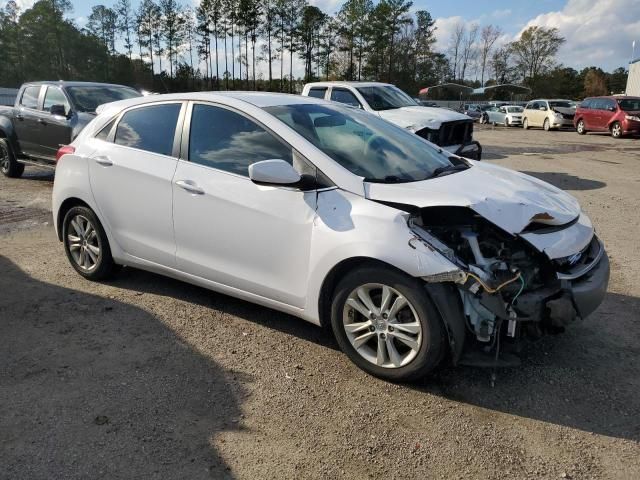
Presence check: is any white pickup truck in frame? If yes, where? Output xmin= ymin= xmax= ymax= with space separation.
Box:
xmin=301 ymin=81 xmax=482 ymax=160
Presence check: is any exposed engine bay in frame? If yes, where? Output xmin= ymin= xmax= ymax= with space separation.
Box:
xmin=409 ymin=206 xmax=592 ymax=349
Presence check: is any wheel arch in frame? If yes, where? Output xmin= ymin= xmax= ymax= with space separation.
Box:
xmin=56 ymin=197 xmax=92 ymax=241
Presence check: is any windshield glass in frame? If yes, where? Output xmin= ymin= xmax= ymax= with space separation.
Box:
xmin=264 ymin=103 xmax=454 ymax=183
xmin=66 ymin=85 xmax=141 ymax=112
xmin=618 ymin=98 xmax=640 ymax=111
xmin=548 ymin=101 xmax=572 ymax=108
xmin=355 ymin=85 xmax=417 ymax=111
xmin=506 ymin=106 xmax=523 ymax=113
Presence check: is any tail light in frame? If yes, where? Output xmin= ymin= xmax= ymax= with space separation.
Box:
xmin=56 ymin=145 xmax=76 ymax=162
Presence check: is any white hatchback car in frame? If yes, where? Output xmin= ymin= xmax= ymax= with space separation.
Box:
xmin=53 ymin=93 xmax=609 ymax=382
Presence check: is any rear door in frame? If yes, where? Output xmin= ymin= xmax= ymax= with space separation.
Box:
xmin=590 ymin=99 xmax=607 ymax=130
xmin=172 ymin=102 xmax=317 ymax=307
xmin=13 ymin=85 xmax=43 ymax=156
xmin=307 ymin=87 xmax=328 ymax=100
xmin=88 ymin=101 xmax=185 ymax=266
xmin=329 ymin=88 xmax=363 ymax=109
xmin=38 ymin=86 xmax=73 ymax=159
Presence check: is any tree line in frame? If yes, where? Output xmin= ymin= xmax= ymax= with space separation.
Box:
xmin=0 ymin=0 xmax=628 ymax=99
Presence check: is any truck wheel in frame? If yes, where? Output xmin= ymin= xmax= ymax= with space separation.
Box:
xmin=0 ymin=138 xmax=24 ymax=178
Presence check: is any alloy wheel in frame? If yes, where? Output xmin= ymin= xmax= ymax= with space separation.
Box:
xmin=66 ymin=214 xmax=101 ymax=272
xmin=342 ymin=283 xmax=422 ymax=369
xmin=612 ymin=123 xmax=622 ymax=138
xmin=577 ymin=120 xmax=585 ymax=134
xmin=0 ymin=144 xmax=9 ymax=174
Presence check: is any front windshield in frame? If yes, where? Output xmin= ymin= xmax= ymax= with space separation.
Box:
xmin=618 ymin=98 xmax=640 ymax=111
xmin=355 ymin=85 xmax=417 ymax=111
xmin=66 ymin=85 xmax=141 ymax=112
xmin=548 ymin=101 xmax=572 ymax=108
xmin=264 ymin=103 xmax=454 ymax=183
xmin=506 ymin=106 xmax=523 ymax=113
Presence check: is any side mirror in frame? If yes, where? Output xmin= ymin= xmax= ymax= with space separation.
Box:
xmin=249 ymin=159 xmax=301 ymax=187
xmin=539 ymin=106 xmax=547 ymax=111
xmin=608 ymin=106 xmax=616 ymax=112
xmin=50 ymin=104 xmax=67 ymax=117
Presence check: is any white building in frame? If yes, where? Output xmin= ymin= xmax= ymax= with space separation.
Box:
xmin=627 ymin=58 xmax=640 ymax=96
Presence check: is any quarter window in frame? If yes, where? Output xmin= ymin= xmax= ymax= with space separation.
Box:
xmin=43 ymin=87 xmax=70 ymax=115
xmin=95 ymin=119 xmax=116 ymax=141
xmin=114 ymin=103 xmax=181 ymax=156
xmin=307 ymin=87 xmax=327 ymax=99
xmin=330 ymin=89 xmax=361 ymax=108
xmin=20 ymin=86 xmax=41 ymax=109
xmin=188 ymin=104 xmax=293 ymax=176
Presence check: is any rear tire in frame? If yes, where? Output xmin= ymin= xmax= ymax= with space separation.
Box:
xmin=0 ymin=138 xmax=24 ymax=178
xmin=62 ymin=206 xmax=116 ymax=281
xmin=330 ymin=265 xmax=444 ymax=382
xmin=611 ymin=121 xmax=623 ymax=139
xmin=576 ymin=119 xmax=587 ymax=135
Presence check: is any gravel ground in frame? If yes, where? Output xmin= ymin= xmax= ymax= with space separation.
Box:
xmin=1 ymin=127 xmax=639 ymax=479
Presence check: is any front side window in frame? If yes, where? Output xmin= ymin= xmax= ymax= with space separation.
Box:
xmin=618 ymin=98 xmax=640 ymax=111
xmin=307 ymin=88 xmax=327 ymax=99
xmin=43 ymin=87 xmax=70 ymax=115
xmin=114 ymin=103 xmax=181 ymax=156
xmin=265 ymin=103 xmax=453 ymax=183
xmin=66 ymin=85 xmax=141 ymax=113
xmin=20 ymin=86 xmax=41 ymax=109
xmin=188 ymin=104 xmax=293 ymax=176
xmin=548 ymin=100 xmax=572 ymax=108
xmin=355 ymin=85 xmax=417 ymax=111
xmin=330 ymin=89 xmax=361 ymax=108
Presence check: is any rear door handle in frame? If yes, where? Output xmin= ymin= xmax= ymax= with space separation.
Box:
xmin=94 ymin=155 xmax=113 ymax=166
xmin=15 ymin=114 xmax=24 ymax=121
xmin=175 ymin=180 xmax=204 ymax=195
xmin=37 ymin=118 xmax=48 ymax=125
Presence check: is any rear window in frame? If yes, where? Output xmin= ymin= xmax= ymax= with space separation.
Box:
xmin=114 ymin=103 xmax=181 ymax=156
xmin=20 ymin=86 xmax=40 ymax=109
xmin=307 ymin=88 xmax=327 ymax=99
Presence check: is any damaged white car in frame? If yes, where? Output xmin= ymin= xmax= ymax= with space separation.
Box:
xmin=302 ymin=82 xmax=482 ymax=160
xmin=52 ymin=93 xmax=609 ymax=382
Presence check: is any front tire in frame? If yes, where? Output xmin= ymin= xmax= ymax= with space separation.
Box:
xmin=611 ymin=121 xmax=623 ymax=139
xmin=330 ymin=265 xmax=444 ymax=382
xmin=576 ymin=119 xmax=587 ymax=135
xmin=0 ymin=138 xmax=24 ymax=178
xmin=543 ymin=118 xmax=551 ymax=131
xmin=62 ymin=206 xmax=116 ymax=280
xmin=523 ymin=118 xmax=529 ymax=130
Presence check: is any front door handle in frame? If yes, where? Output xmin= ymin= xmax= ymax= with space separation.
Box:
xmin=37 ymin=118 xmax=48 ymax=125
xmin=15 ymin=114 xmax=24 ymax=121
xmin=94 ymin=155 xmax=113 ymax=166
xmin=175 ymin=180 xmax=205 ymax=195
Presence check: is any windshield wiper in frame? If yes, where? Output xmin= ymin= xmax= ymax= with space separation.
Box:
xmin=365 ymin=175 xmax=411 ymax=184
xmin=429 ymin=164 xmax=470 ymax=179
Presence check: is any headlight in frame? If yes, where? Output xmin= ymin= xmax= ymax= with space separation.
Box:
xmin=553 ymin=112 xmax=563 ymax=119
xmin=626 ymin=115 xmax=640 ymax=122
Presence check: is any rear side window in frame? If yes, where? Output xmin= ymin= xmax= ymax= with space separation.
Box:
xmin=95 ymin=119 xmax=116 ymax=141
xmin=580 ymin=99 xmax=592 ymax=109
xmin=330 ymin=89 xmax=361 ymax=108
xmin=188 ymin=104 xmax=292 ymax=176
xmin=20 ymin=86 xmax=41 ymax=109
xmin=307 ymin=88 xmax=327 ymax=99
xmin=114 ymin=103 xmax=181 ymax=156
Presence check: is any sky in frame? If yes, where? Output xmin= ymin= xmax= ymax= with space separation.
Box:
xmin=7 ymin=0 xmax=640 ymax=76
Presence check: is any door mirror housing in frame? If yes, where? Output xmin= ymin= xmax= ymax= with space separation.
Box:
xmin=249 ymin=159 xmax=302 ymax=187
xmin=50 ymin=104 xmax=68 ymax=117
xmin=539 ymin=106 xmax=547 ymax=111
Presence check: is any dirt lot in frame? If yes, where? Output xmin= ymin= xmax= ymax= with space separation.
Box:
xmin=1 ymin=127 xmax=639 ymax=479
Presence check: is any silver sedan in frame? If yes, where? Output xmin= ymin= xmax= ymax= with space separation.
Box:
xmin=481 ymin=105 xmax=524 ymax=126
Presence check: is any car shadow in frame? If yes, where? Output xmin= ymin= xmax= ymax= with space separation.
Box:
xmin=0 ymin=255 xmax=244 ymax=479
xmin=521 ymin=171 xmax=607 ymax=191
xmin=19 ymin=168 xmax=55 ymax=182
xmin=413 ymin=291 xmax=640 ymax=442
xmin=111 ymin=266 xmax=638 ymax=442
xmin=114 ymin=267 xmax=339 ymax=352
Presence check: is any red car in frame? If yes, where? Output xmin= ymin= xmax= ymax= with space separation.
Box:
xmin=574 ymin=96 xmax=640 ymax=138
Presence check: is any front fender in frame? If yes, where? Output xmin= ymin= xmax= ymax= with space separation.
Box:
xmin=302 ymin=189 xmax=459 ymax=323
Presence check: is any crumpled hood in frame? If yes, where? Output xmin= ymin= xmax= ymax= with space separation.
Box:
xmin=364 ymin=161 xmax=581 ymax=235
xmin=377 ymin=106 xmax=471 ymax=131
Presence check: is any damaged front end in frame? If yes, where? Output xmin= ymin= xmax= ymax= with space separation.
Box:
xmin=408 ymin=206 xmax=610 ymax=364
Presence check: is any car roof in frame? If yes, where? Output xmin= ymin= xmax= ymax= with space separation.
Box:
xmin=305 ymin=81 xmax=394 ymax=88
xmin=23 ymin=81 xmax=136 ymax=88
xmin=97 ymin=91 xmax=330 ymax=113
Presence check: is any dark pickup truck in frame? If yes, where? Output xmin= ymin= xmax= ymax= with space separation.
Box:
xmin=0 ymin=81 xmax=141 ymax=178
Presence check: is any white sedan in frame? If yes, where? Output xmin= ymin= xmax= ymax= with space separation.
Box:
xmin=52 ymin=92 xmax=609 ymax=382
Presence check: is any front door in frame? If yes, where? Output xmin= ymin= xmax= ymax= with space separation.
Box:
xmin=39 ymin=86 xmax=72 ymax=159
xmin=88 ymin=102 xmax=184 ymax=266
xmin=172 ymin=102 xmax=316 ymax=308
